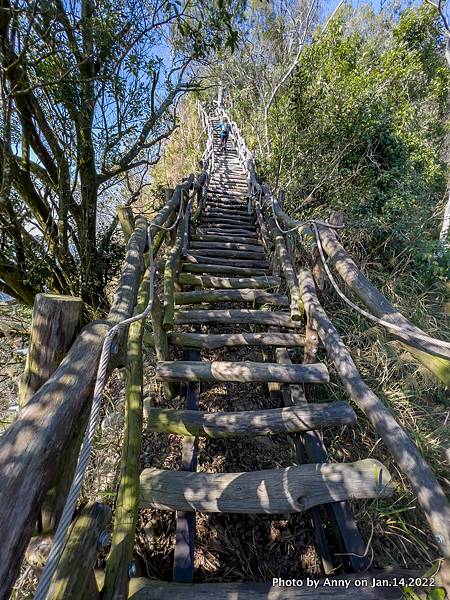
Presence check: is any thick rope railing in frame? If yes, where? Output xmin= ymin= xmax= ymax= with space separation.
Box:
xmin=32 ymin=152 xmax=215 ymax=598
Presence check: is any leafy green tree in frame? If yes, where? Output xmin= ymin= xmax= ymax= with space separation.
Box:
xmin=0 ymin=0 xmax=244 ymax=307
xmin=267 ymin=4 xmax=448 ymax=276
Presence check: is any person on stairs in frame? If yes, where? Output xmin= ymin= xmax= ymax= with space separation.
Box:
xmin=214 ymin=116 xmax=231 ymax=152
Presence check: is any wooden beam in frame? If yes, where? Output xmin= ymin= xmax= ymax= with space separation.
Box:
xmin=175 ymin=289 xmax=288 ymax=306
xmin=117 ymin=206 xmax=135 ymax=243
xmin=147 ymin=402 xmax=356 ymax=437
xmin=317 ymin=226 xmax=450 ymax=381
xmin=19 ymin=294 xmax=83 ymax=407
xmin=174 ymin=309 xmax=300 ymax=329
xmin=184 ymin=254 xmax=269 ymax=269
xmin=19 ymin=294 xmax=84 ymax=533
xmin=182 ymin=264 xmax=267 ymax=277
xmin=47 ymin=503 xmax=111 ymax=600
xmin=190 ymin=240 xmax=262 ymax=250
xmin=264 ymin=213 xmax=303 ymax=320
xmin=140 ymin=459 xmax=392 ymax=512
xmin=156 ymin=360 xmax=329 ymax=384
xmin=128 ymin=570 xmax=440 ymax=599
xmin=179 ymin=274 xmax=280 ymax=289
xmin=298 ymin=268 xmax=450 ymax=559
xmin=146 ymin=331 xmax=308 ymax=349
xmin=102 ymin=270 xmax=149 ymax=599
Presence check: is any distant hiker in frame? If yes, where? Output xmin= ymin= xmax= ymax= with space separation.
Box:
xmin=214 ymin=116 xmax=231 ymax=152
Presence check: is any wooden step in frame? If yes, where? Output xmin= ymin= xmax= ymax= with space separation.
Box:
xmin=175 ymin=289 xmax=288 ymax=306
xmin=208 ymin=188 xmax=246 ymax=198
xmin=189 ymin=248 xmax=266 ymax=259
xmin=203 ymin=215 xmax=254 ymax=225
xmin=156 ymin=360 xmax=329 ymax=384
xmin=140 ymin=459 xmax=392 ymax=512
xmin=203 ymin=211 xmax=255 ymax=223
xmin=179 ymin=274 xmax=281 ymax=289
xmin=184 ymin=255 xmax=269 ymax=269
xmin=190 ymin=235 xmax=264 ymax=252
xmin=203 ymin=212 xmax=254 ymax=221
xmin=197 ymin=229 xmax=259 ymax=239
xmin=182 ymin=264 xmax=268 ymax=277
xmin=163 ymin=331 xmax=307 ymax=349
xmin=206 ymin=200 xmax=248 ymax=209
xmin=147 ymin=402 xmax=356 ymax=437
xmin=129 ymin=573 xmax=417 ymax=599
xmin=199 ymin=221 xmax=257 ymax=232
xmin=174 ymin=309 xmax=300 ymax=328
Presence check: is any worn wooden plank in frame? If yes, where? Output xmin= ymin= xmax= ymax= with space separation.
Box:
xmin=189 ymin=248 xmax=266 ymax=259
xmin=184 ymin=254 xmax=269 ymax=269
xmin=156 ymin=360 xmax=329 ymax=384
xmin=183 ymin=264 xmax=267 ymax=276
xmin=174 ymin=309 xmax=300 ymax=329
xmin=128 ymin=571 xmax=439 ymax=599
xmin=299 ymin=268 xmax=450 ymax=559
xmin=145 ymin=332 xmax=308 ymax=349
xmin=190 ymin=240 xmax=262 ymax=250
xmin=179 ymin=274 xmax=280 ymax=289
xmin=197 ymin=230 xmax=258 ymax=240
xmin=175 ymin=289 xmax=288 ymax=306
xmin=147 ymin=402 xmax=356 ymax=437
xmin=140 ymin=459 xmax=392 ymax=513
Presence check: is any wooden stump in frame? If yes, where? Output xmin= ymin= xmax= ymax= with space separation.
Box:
xmin=19 ymin=294 xmax=83 ymax=408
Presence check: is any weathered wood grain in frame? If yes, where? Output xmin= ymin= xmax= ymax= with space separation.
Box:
xmin=128 ymin=571 xmax=434 ymax=599
xmin=182 ymin=263 xmax=267 ymax=276
xmin=175 ymin=289 xmax=288 ymax=306
xmin=102 ymin=269 xmax=149 ymax=600
xmin=19 ymin=294 xmax=83 ymax=407
xmin=174 ymin=309 xmax=300 ymax=329
xmin=190 ymin=240 xmax=262 ymax=250
xmin=140 ymin=459 xmax=392 ymax=512
xmin=179 ymin=274 xmax=280 ymax=289
xmin=184 ymin=254 xmax=269 ymax=269
xmin=147 ymin=402 xmax=356 ymax=437
xmin=156 ymin=360 xmax=329 ymax=384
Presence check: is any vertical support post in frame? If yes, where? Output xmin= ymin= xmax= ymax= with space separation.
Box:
xmin=103 ymin=269 xmax=148 ymax=599
xmin=19 ymin=294 xmax=83 ymax=407
xmin=19 ymin=294 xmax=85 ymax=533
xmin=117 ymin=206 xmax=135 ymax=243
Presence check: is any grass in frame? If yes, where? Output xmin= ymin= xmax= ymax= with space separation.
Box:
xmin=302 ymin=227 xmax=450 ymax=570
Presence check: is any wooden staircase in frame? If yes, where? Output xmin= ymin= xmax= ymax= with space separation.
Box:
xmin=135 ymin=124 xmax=394 ymax=597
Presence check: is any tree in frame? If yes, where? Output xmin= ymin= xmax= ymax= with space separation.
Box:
xmin=426 ymin=0 xmax=450 ymax=254
xmin=207 ymin=0 xmax=320 ymax=154
xmin=0 ymin=0 xmax=243 ymax=307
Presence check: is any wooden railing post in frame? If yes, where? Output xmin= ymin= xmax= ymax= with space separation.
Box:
xmin=19 ymin=294 xmax=83 ymax=408
xmin=117 ymin=206 xmax=135 ymax=243
xmin=19 ymin=294 xmax=86 ymax=533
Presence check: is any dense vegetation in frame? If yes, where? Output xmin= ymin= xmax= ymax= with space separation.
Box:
xmin=221 ymin=3 xmax=449 ymax=280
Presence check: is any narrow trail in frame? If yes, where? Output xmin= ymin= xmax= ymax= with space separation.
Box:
xmin=135 ymin=118 xmax=396 ymax=597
